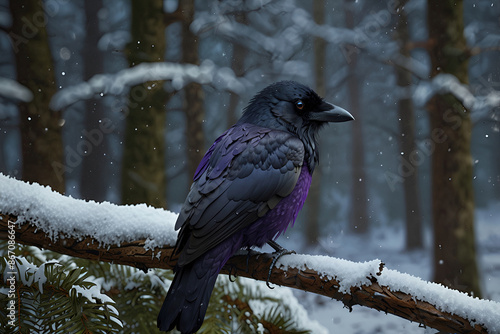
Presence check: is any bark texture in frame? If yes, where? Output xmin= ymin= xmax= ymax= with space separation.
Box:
xmin=181 ymin=0 xmax=206 ymax=180
xmin=121 ymin=0 xmax=168 ymax=208
xmin=80 ymin=0 xmax=110 ymax=202
xmin=344 ymin=0 xmax=369 ymax=233
xmin=427 ymin=0 xmax=481 ymax=297
xmin=394 ymin=2 xmax=423 ymax=250
xmin=9 ymin=0 xmax=65 ymax=193
xmin=305 ymin=0 xmax=327 ymax=246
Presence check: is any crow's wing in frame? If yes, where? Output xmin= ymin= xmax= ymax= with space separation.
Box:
xmin=174 ymin=123 xmax=304 ymax=266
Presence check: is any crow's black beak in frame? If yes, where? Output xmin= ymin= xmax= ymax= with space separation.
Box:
xmin=310 ymin=101 xmax=354 ymax=123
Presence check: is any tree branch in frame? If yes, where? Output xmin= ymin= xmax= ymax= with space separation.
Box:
xmin=0 ymin=213 xmax=492 ymax=333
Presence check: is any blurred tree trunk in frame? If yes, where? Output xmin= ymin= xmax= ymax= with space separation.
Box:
xmin=9 ymin=0 xmax=65 ymax=193
xmin=81 ymin=0 xmax=109 ymax=202
xmin=0 ymin=131 xmax=6 ymax=172
xmin=497 ymin=134 xmax=500 ymax=201
xmin=122 ymin=0 xmax=168 ymax=208
xmin=427 ymin=0 xmax=481 ymax=297
xmin=344 ymin=0 xmax=369 ymax=234
xmin=181 ymin=0 xmax=205 ymax=180
xmin=227 ymin=11 xmax=248 ymax=127
xmin=305 ymin=0 xmax=326 ymax=246
xmin=394 ymin=2 xmax=423 ymax=250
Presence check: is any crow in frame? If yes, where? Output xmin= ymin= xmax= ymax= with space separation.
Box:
xmin=157 ymin=81 xmax=353 ymax=333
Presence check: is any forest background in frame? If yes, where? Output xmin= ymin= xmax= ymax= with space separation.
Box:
xmin=0 ymin=0 xmax=499 ymax=332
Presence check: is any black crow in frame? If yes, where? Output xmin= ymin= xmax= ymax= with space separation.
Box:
xmin=158 ymin=81 xmax=353 ymax=333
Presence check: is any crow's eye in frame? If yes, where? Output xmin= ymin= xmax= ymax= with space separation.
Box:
xmin=295 ymin=100 xmax=304 ymax=110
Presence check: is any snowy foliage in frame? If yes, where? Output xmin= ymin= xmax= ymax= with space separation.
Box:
xmin=1 ymin=256 xmax=122 ymax=332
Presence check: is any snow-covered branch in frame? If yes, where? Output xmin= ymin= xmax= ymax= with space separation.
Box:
xmin=49 ymin=60 xmax=248 ymax=110
xmin=0 ymin=77 xmax=33 ymax=102
xmin=413 ymin=74 xmax=500 ymax=120
xmin=0 ymin=173 xmax=499 ymax=333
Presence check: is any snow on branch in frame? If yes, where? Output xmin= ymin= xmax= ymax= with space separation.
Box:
xmin=0 ymin=77 xmax=33 ymax=102
xmin=49 ymin=60 xmax=248 ymax=110
xmin=414 ymin=73 xmax=500 ymax=118
xmin=0 ymin=173 xmax=499 ymax=333
xmin=0 ymin=173 xmax=178 ymax=251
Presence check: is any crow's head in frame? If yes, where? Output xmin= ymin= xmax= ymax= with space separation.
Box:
xmin=239 ymin=81 xmax=353 ymax=170
xmin=239 ymin=80 xmax=353 ymax=133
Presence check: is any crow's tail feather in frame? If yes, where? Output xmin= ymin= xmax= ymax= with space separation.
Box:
xmin=157 ymin=261 xmax=219 ymax=334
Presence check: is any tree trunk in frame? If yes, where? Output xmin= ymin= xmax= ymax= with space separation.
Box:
xmin=121 ymin=0 xmax=168 ymax=208
xmin=80 ymin=0 xmax=110 ymax=202
xmin=9 ymin=0 xmax=65 ymax=193
xmin=344 ymin=0 xmax=369 ymax=234
xmin=394 ymin=2 xmax=423 ymax=250
xmin=226 ymin=11 xmax=248 ymax=127
xmin=181 ymin=0 xmax=205 ymax=180
xmin=427 ymin=0 xmax=481 ymax=297
xmin=305 ymin=0 xmax=326 ymax=246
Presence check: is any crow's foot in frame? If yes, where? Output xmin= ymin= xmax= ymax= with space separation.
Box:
xmin=244 ymin=247 xmax=256 ymax=271
xmin=228 ymin=247 xmax=258 ymax=282
xmin=266 ymin=240 xmax=296 ymax=289
xmin=228 ymin=264 xmax=238 ymax=282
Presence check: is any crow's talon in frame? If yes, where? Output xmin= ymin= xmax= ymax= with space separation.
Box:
xmin=245 ymin=247 xmax=254 ymax=272
xmin=228 ymin=264 xmax=237 ymax=282
xmin=266 ymin=241 xmax=296 ymax=289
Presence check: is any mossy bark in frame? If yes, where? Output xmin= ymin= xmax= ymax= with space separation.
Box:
xmin=121 ymin=0 xmax=168 ymax=208
xmin=181 ymin=0 xmax=205 ymax=180
xmin=427 ymin=0 xmax=481 ymax=297
xmin=305 ymin=0 xmax=327 ymax=246
xmin=395 ymin=2 xmax=423 ymax=250
xmin=344 ymin=0 xmax=369 ymax=234
xmin=80 ymin=0 xmax=109 ymax=202
xmin=9 ymin=0 xmax=64 ymax=193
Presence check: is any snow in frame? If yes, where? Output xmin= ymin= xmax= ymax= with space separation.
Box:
xmin=291 ymin=8 xmax=356 ymax=46
xmin=97 ymin=30 xmax=130 ymax=51
xmin=0 ymin=77 xmax=34 ymax=102
xmin=275 ymin=250 xmax=500 ymax=332
xmin=414 ymin=73 xmax=500 ymax=117
xmin=2 ymin=257 xmax=56 ymax=294
xmin=72 ymin=283 xmax=114 ymax=305
xmin=1 ymin=174 xmax=499 ymax=332
xmin=278 ymin=254 xmax=382 ymax=294
xmin=432 ymin=74 xmax=476 ymax=109
xmin=0 ymin=173 xmax=178 ymax=251
xmin=193 ymin=5 xmax=311 ymax=62
xmin=378 ymin=269 xmax=500 ymax=332
xmin=123 ymin=269 xmax=167 ymax=292
xmin=49 ymin=60 xmax=248 ymax=110
xmin=279 ymin=210 xmax=500 ymax=333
